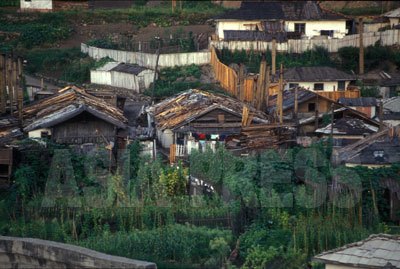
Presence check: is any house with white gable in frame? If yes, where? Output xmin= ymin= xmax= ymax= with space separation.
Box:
xmin=213 ymin=1 xmax=350 ymax=41
xmin=20 ymin=0 xmax=53 ymax=12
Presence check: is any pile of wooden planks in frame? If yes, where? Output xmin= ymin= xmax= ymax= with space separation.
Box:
xmin=237 ymin=124 xmax=295 ymax=149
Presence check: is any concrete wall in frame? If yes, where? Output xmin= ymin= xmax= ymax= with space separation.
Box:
xmin=210 ymin=29 xmax=400 ymax=53
xmin=284 ymin=81 xmax=351 ymax=92
xmin=0 ymin=236 xmax=156 ymax=269
xmin=28 ymin=128 xmax=52 ymax=138
xmin=20 ymin=0 xmax=53 ymax=10
xmin=82 ymin=44 xmax=210 ymax=69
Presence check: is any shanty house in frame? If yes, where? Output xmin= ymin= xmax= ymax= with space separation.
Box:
xmin=379 ymin=96 xmax=400 ymax=127
xmin=214 ymin=1 xmax=348 ymax=41
xmin=146 ymin=89 xmax=269 ymax=156
xmin=338 ymin=97 xmax=377 ymax=118
xmin=90 ymin=62 xmax=155 ymax=93
xmin=284 ymin=66 xmax=356 ymax=92
xmin=20 ymin=0 xmax=52 ymax=12
xmin=268 ymin=88 xmax=342 ymax=121
xmin=314 ymin=234 xmax=400 ymax=268
xmin=22 ymin=86 xmax=127 ymax=145
xmin=384 ymin=7 xmax=400 ymax=28
xmin=298 ymin=106 xmax=380 ymax=146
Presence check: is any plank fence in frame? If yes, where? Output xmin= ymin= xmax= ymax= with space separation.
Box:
xmin=210 ymin=47 xmax=360 ymax=105
xmin=210 ymin=29 xmax=400 ymax=53
xmin=81 ymin=43 xmax=210 ymax=69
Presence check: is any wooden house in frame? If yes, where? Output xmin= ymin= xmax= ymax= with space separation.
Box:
xmin=213 ymin=1 xmax=349 ymax=41
xmin=146 ymin=89 xmax=269 ymax=157
xmin=314 ymin=234 xmax=400 ymax=268
xmin=22 ymin=86 xmax=127 ymax=146
xmin=268 ymin=87 xmax=340 ymax=121
xmin=384 ymin=7 xmax=400 ymax=28
xmin=338 ymin=97 xmax=377 ymax=118
xmin=90 ymin=62 xmax=155 ymax=93
xmin=284 ymin=66 xmax=356 ymax=92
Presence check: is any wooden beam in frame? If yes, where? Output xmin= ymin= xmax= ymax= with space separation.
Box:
xmin=278 ymin=64 xmax=283 ymax=123
xmin=6 ymin=55 xmax=13 ymax=115
xmin=271 ymin=38 xmax=276 ymax=76
xmin=0 ymin=54 xmax=5 ymax=114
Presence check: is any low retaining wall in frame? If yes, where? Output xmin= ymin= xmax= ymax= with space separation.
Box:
xmin=81 ymin=43 xmax=210 ymax=69
xmin=0 ymin=236 xmax=156 ymax=269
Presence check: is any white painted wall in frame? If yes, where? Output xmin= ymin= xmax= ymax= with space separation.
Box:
xmin=216 ymin=21 xmax=262 ymax=40
xmin=28 ymin=128 xmax=52 ymax=138
xmin=285 ymin=81 xmax=351 ymax=92
xmin=216 ymin=20 xmax=347 ymax=40
xmin=90 ymin=68 xmax=155 ymax=93
xmin=20 ymin=0 xmax=52 ymax=10
xmin=286 ymin=20 xmax=347 ymax=39
xmin=389 ymin=17 xmax=400 ymax=27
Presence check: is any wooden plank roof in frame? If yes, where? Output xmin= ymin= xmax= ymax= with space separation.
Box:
xmin=22 ymin=85 xmax=128 ymax=132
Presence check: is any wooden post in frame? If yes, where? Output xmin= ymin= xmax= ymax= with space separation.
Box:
xmin=379 ymin=101 xmax=384 ymax=130
xmin=314 ymin=95 xmax=319 ymax=131
xmin=6 ymin=55 xmax=13 ymax=115
xmin=12 ymin=58 xmax=18 ymax=116
xmin=265 ymin=64 xmax=270 ymax=111
xmin=0 ymin=54 xmax=5 ymax=114
xmin=294 ymin=86 xmax=298 ymax=121
xmin=359 ymin=17 xmax=364 ymax=75
xmin=330 ymin=103 xmax=334 ymax=138
xmin=271 ymin=38 xmax=276 ymax=76
xmin=151 ymin=38 xmax=161 ymax=104
xmin=238 ymin=63 xmax=245 ymax=101
xmin=17 ymin=57 xmax=23 ymax=124
xmin=278 ymin=63 xmax=283 ymax=123
xmin=257 ymin=55 xmax=267 ymax=110
xmin=172 ymin=0 xmax=176 ymax=12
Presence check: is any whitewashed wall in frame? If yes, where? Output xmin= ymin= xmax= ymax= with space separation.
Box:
xmin=20 ymin=0 xmax=52 ymax=10
xmin=82 ymin=43 xmax=210 ymax=69
xmin=285 ymin=81 xmax=352 ymax=92
xmin=286 ymin=20 xmax=347 ymax=39
xmin=216 ymin=20 xmax=347 ymax=39
xmin=90 ymin=69 xmax=155 ymax=92
xmin=210 ymin=29 xmax=400 ymax=53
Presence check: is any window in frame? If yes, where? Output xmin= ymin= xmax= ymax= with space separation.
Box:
xmin=314 ymin=83 xmax=324 ymax=91
xmin=289 ymin=83 xmax=299 ymax=89
xmin=294 ymin=23 xmax=306 ymax=34
xmin=41 ymin=131 xmax=50 ymax=139
xmin=320 ymin=30 xmax=334 ymax=37
xmin=24 ymin=0 xmax=31 ymax=1
xmin=308 ymin=103 xmax=316 ymax=112
xmin=338 ymin=81 xmax=346 ymax=91
xmin=217 ymin=114 xmax=225 ymax=123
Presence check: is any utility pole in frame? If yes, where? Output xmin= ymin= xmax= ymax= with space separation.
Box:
xmin=359 ymin=17 xmax=364 ymax=75
xmin=278 ymin=63 xmax=283 ymax=124
xmin=0 ymin=54 xmax=5 ymax=114
xmin=271 ymin=37 xmax=277 ymax=77
xmin=151 ymin=37 xmax=161 ymax=105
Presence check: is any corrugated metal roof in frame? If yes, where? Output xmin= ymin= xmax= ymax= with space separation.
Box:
xmin=284 ymin=66 xmax=356 ymax=82
xmin=111 ymin=63 xmax=148 ymax=75
xmin=215 ymin=1 xmax=347 ymax=21
xmin=314 ymin=234 xmax=400 ymax=268
xmin=338 ymin=97 xmax=377 ymax=107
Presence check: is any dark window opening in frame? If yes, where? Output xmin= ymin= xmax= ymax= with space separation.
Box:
xmin=294 ymin=23 xmax=306 ymax=34
xmin=308 ymin=103 xmax=316 ymax=112
xmin=314 ymin=83 xmax=324 ymax=91
xmin=289 ymin=83 xmax=299 ymax=89
xmin=338 ymin=81 xmax=346 ymax=91
xmin=320 ymin=30 xmax=334 ymax=37
xmin=41 ymin=131 xmax=50 ymax=139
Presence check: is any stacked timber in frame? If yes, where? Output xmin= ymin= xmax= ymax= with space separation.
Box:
xmin=229 ymin=124 xmax=295 ymax=150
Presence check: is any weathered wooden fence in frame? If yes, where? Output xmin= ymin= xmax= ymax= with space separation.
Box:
xmin=210 ymin=29 xmax=400 ymax=53
xmin=317 ymin=90 xmax=360 ymax=100
xmin=81 ymin=43 xmax=210 ymax=69
xmin=210 ymin=46 xmax=238 ymax=95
